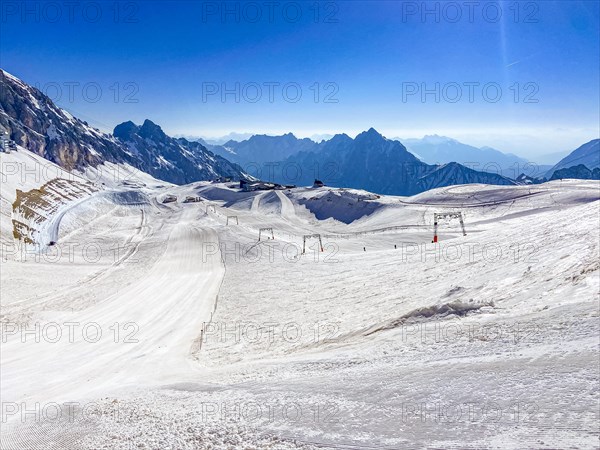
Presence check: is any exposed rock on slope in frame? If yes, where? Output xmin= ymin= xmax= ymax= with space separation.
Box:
xmin=0 ymin=69 xmax=245 ymax=184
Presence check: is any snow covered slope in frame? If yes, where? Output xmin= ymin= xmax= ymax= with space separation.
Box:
xmin=1 ymin=168 xmax=598 ymax=449
xmin=0 ymin=145 xmax=169 ymax=250
xmin=0 ymin=145 xmax=96 ymax=248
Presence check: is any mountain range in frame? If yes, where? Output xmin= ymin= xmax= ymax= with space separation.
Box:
xmin=202 ymin=133 xmax=561 ymax=187
xmin=1 ymin=68 xmax=597 ymax=195
xmin=203 ymin=129 xmax=519 ymax=195
xmin=112 ymin=120 xmax=244 ymax=184
xmin=0 ymin=70 xmax=245 ymax=184
xmin=274 ymin=129 xmax=515 ymax=195
xmin=202 ymin=133 xmax=318 ymax=165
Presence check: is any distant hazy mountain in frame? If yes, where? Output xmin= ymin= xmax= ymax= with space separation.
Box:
xmin=546 ymin=139 xmax=600 ymax=179
xmin=536 ymin=149 xmax=571 ymax=165
xmin=200 ymin=132 xmax=254 ymax=145
xmin=210 ymin=133 xmax=319 ymax=166
xmin=278 ymin=128 xmax=515 ymax=195
xmin=202 ymin=133 xmax=321 ymax=182
xmin=401 ymin=135 xmax=532 ymax=178
xmin=0 ymin=69 xmax=244 ymax=184
xmin=200 ymin=139 xmax=242 ymax=162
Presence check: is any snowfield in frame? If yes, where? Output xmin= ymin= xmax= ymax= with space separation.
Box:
xmin=1 ymin=149 xmax=599 ymax=449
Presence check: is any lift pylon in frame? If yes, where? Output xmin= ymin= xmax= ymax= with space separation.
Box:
xmin=259 ymin=227 xmax=275 ymax=241
xmin=302 ymin=234 xmax=324 ymax=254
xmin=433 ymin=212 xmax=466 ymax=243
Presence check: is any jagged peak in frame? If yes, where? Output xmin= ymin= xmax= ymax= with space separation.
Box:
xmin=330 ymin=132 xmax=352 ymax=141
xmin=113 ymin=121 xmax=140 ymax=140
xmin=323 ymin=133 xmax=353 ymax=147
xmin=139 ymin=119 xmax=167 ymax=140
xmin=141 ymin=119 xmax=162 ymax=131
xmin=113 ymin=119 xmax=168 ymax=142
xmin=355 ymin=128 xmax=385 ymax=141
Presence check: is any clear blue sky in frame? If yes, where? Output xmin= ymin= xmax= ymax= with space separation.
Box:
xmin=1 ymin=1 xmax=598 ymax=157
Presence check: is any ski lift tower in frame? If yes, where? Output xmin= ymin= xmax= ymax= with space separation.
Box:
xmin=302 ymin=234 xmax=324 ymax=254
xmin=259 ymin=227 xmax=274 ymax=241
xmin=433 ymin=212 xmax=466 ymax=243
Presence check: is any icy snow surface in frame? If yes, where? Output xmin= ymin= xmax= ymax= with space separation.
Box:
xmin=1 ymin=166 xmax=598 ymax=449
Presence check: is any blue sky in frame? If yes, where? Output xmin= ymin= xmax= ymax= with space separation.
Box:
xmin=1 ymin=1 xmax=598 ymax=157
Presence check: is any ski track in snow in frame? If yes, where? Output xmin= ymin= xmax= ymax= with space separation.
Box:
xmin=1 ymin=169 xmax=599 ymax=449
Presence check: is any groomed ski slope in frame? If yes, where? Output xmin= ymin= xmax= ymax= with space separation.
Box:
xmin=1 ymin=157 xmax=598 ymax=449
